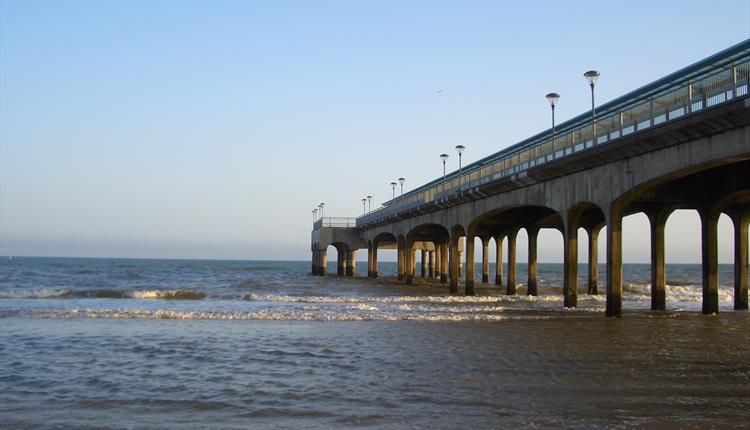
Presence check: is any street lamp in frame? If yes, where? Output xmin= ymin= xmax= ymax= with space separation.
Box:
xmin=546 ymin=92 xmax=560 ymax=155
xmin=584 ymin=70 xmax=601 ymax=145
xmin=390 ymin=182 xmax=397 ymax=200
xmin=318 ymin=202 xmax=325 ymax=218
xmin=313 ymin=209 xmax=317 ymax=222
xmin=398 ymin=177 xmax=405 ymax=199
xmin=367 ymin=195 xmax=372 ymax=212
xmin=440 ymin=153 xmax=449 ymax=181
xmin=455 ymin=145 xmax=465 ymax=174
xmin=362 ymin=198 xmax=367 ymax=214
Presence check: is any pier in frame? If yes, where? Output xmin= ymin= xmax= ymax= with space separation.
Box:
xmin=311 ymin=41 xmax=750 ymax=317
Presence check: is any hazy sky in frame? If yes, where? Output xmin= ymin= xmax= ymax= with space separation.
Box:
xmin=1 ymin=0 xmax=748 ymax=262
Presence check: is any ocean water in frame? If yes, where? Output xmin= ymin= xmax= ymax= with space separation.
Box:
xmin=1 ymin=257 xmax=748 ymax=429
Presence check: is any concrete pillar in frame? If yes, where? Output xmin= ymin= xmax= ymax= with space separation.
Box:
xmin=346 ymin=249 xmax=356 ymax=277
xmin=406 ymin=243 xmax=415 ymax=285
xmin=449 ymin=238 xmax=459 ymax=293
xmin=372 ymin=242 xmax=379 ymax=279
xmin=730 ymin=210 xmax=749 ymax=310
xmin=587 ymin=226 xmax=601 ymax=295
xmin=465 ymin=235 xmax=475 ymax=296
xmin=320 ymin=249 xmax=328 ymax=276
xmin=481 ymin=238 xmax=489 ymax=284
xmin=495 ymin=234 xmax=504 ymax=286
xmin=421 ymin=249 xmax=427 ymax=278
xmin=337 ymin=247 xmax=346 ymax=276
xmin=647 ymin=209 xmax=672 ymax=311
xmin=312 ymin=249 xmax=317 ymax=275
xmin=527 ymin=227 xmax=539 ymax=296
xmin=563 ymin=221 xmax=578 ymax=309
xmin=428 ymin=250 xmax=435 ymax=278
xmin=397 ymin=242 xmax=405 ymax=281
xmin=367 ymin=243 xmax=373 ymax=278
xmin=606 ymin=209 xmax=623 ymax=317
xmin=699 ymin=208 xmax=720 ymax=315
xmin=440 ymin=242 xmax=449 ymax=284
xmin=506 ymin=229 xmax=517 ymax=295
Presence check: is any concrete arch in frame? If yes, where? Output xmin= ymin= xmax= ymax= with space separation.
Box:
xmin=605 ymin=159 xmax=750 ymax=316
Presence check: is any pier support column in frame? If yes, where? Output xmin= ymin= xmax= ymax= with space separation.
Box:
xmin=421 ymin=249 xmax=427 ymax=278
xmin=465 ymin=235 xmax=475 ymax=296
xmin=440 ymin=242 xmax=449 ymax=284
xmin=449 ymin=238 xmax=459 ymax=294
xmin=337 ymin=247 xmax=346 ymax=276
xmin=481 ymin=237 xmax=489 ymax=284
xmin=730 ymin=210 xmax=749 ymax=310
xmin=647 ymin=209 xmax=672 ymax=310
xmin=527 ymin=227 xmax=539 ymax=296
xmin=699 ymin=207 xmax=720 ymax=315
xmin=346 ymin=249 xmax=356 ymax=277
xmin=606 ymin=207 xmax=623 ymax=317
xmin=506 ymin=229 xmax=518 ymax=295
xmin=367 ymin=243 xmax=373 ymax=278
xmin=319 ymin=249 xmax=327 ymax=276
xmin=587 ymin=226 xmax=601 ymax=295
xmin=372 ymin=242 xmax=379 ymax=279
xmin=563 ymin=221 xmax=578 ymax=308
xmin=397 ymin=241 xmax=405 ymax=281
xmin=406 ymin=243 xmax=415 ymax=285
xmin=312 ymin=249 xmax=317 ymax=275
xmin=495 ymin=234 xmax=504 ymax=287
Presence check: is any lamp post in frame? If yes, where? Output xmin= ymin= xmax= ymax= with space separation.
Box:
xmin=455 ymin=145 xmax=465 ymax=174
xmin=367 ymin=195 xmax=372 ymax=212
xmin=313 ymin=209 xmax=317 ymax=222
xmin=390 ymin=182 xmax=397 ymax=200
xmin=440 ymin=153 xmax=449 ymax=181
xmin=584 ymin=70 xmax=601 ymax=145
xmin=362 ymin=198 xmax=367 ymax=214
xmin=319 ymin=202 xmax=324 ymax=218
xmin=398 ymin=177 xmax=405 ymax=199
xmin=546 ymin=92 xmax=560 ymax=156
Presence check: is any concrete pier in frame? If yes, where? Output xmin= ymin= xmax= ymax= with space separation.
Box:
xmin=311 ymin=44 xmax=750 ymax=317
xmin=730 ymin=209 xmax=749 ymax=310
xmin=647 ymin=209 xmax=671 ymax=310
xmin=563 ymin=221 xmax=578 ymax=309
xmin=527 ymin=227 xmax=539 ymax=296
xmin=700 ymin=208 xmax=720 ymax=315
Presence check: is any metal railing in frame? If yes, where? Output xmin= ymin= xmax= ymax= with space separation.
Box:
xmin=313 ymin=217 xmax=357 ymax=229
xmin=357 ymin=40 xmax=750 ymax=227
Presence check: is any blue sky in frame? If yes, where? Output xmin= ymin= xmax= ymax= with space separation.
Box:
xmin=1 ymin=0 xmax=748 ymax=261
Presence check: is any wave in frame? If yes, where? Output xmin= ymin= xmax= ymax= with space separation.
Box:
xmin=0 ymin=307 xmax=566 ymax=322
xmin=0 ymin=289 xmax=206 ymax=300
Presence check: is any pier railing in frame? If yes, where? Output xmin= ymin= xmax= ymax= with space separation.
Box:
xmin=313 ymin=217 xmax=357 ymax=229
xmin=356 ymin=41 xmax=750 ymax=227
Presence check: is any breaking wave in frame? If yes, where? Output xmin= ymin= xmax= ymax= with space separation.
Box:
xmin=0 ymin=288 xmax=206 ymax=300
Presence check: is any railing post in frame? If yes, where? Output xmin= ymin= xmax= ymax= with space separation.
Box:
xmin=732 ymin=63 xmax=738 ymax=98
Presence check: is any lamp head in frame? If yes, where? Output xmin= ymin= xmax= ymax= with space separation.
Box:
xmin=583 ymin=70 xmax=601 ymax=86
xmin=440 ymin=153 xmax=449 ymax=162
xmin=455 ymin=145 xmax=465 ymax=155
xmin=545 ymin=92 xmax=560 ymax=107
xmin=398 ymin=177 xmax=405 ymax=185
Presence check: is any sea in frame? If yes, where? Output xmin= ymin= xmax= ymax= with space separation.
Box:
xmin=0 ymin=257 xmax=748 ymax=429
